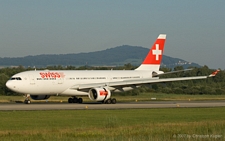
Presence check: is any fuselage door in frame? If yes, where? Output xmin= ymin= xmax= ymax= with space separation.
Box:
xmin=58 ymin=78 xmax=64 ymax=84
xmin=29 ymin=75 xmax=35 ymax=85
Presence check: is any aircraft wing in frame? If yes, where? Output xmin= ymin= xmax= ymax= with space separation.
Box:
xmin=71 ymin=70 xmax=219 ymax=92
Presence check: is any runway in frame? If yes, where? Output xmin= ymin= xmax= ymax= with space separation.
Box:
xmin=1 ymin=101 xmax=225 ymax=111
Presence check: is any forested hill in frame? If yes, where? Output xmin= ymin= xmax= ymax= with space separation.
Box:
xmin=0 ymin=45 xmax=200 ymax=68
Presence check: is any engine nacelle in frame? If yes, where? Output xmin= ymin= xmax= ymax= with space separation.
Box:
xmin=30 ymin=95 xmax=51 ymax=100
xmin=88 ymin=88 xmax=111 ymax=101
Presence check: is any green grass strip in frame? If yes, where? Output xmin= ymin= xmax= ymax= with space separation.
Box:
xmin=0 ymin=108 xmax=225 ymax=141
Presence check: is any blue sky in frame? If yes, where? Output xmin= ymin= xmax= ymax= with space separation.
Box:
xmin=0 ymin=0 xmax=224 ymax=69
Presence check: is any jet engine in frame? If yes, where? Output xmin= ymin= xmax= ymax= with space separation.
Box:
xmin=30 ymin=95 xmax=51 ymax=100
xmin=88 ymin=87 xmax=111 ymax=101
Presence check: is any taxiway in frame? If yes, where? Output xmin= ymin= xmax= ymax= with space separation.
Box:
xmin=0 ymin=101 xmax=225 ymax=111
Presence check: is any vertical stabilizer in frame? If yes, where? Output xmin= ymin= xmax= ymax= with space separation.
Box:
xmin=135 ymin=34 xmax=166 ymax=71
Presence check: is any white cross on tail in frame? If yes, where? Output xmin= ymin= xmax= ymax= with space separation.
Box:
xmin=152 ymin=44 xmax=162 ymax=60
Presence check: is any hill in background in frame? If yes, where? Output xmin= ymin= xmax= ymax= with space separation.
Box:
xmin=0 ymin=45 xmax=200 ymax=68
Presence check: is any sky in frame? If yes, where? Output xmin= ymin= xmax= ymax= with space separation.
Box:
xmin=0 ymin=0 xmax=225 ymax=69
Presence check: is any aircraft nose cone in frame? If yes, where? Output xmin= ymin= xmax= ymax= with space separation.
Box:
xmin=6 ymin=81 xmax=14 ymax=90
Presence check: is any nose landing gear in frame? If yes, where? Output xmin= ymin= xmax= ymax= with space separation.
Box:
xmin=24 ymin=94 xmax=31 ymax=104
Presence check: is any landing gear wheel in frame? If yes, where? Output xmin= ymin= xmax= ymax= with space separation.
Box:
xmin=73 ymin=98 xmax=78 ymax=103
xmin=68 ymin=98 xmax=73 ymax=103
xmin=68 ymin=97 xmax=83 ymax=103
xmin=78 ymin=98 xmax=83 ymax=103
xmin=24 ymin=100 xmax=31 ymax=104
xmin=105 ymin=99 xmax=112 ymax=104
xmin=111 ymin=98 xmax=116 ymax=104
xmin=24 ymin=94 xmax=31 ymax=104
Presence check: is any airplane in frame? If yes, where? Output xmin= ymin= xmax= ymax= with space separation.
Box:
xmin=5 ymin=34 xmax=219 ymax=104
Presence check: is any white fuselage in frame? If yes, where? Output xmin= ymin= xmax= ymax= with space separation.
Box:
xmin=5 ymin=34 xmax=167 ymax=104
xmin=5 ymin=34 xmax=214 ymax=104
xmin=6 ymin=70 xmax=154 ymax=96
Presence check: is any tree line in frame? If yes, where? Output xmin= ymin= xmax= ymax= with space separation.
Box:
xmin=0 ymin=64 xmax=224 ymax=96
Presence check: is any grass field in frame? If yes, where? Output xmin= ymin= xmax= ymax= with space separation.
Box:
xmin=0 ymin=108 xmax=225 ymax=141
xmin=1 ymin=93 xmax=225 ymax=140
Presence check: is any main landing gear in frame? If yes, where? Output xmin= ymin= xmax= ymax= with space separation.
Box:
xmin=104 ymin=98 xmax=117 ymax=104
xmin=24 ymin=94 xmax=31 ymax=104
xmin=68 ymin=97 xmax=83 ymax=104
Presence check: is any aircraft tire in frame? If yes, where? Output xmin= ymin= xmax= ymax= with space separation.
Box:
xmin=24 ymin=100 xmax=31 ymax=104
xmin=105 ymin=99 xmax=111 ymax=104
xmin=78 ymin=98 xmax=83 ymax=103
xmin=111 ymin=98 xmax=116 ymax=104
xmin=73 ymin=98 xmax=78 ymax=103
xmin=68 ymin=98 xmax=73 ymax=103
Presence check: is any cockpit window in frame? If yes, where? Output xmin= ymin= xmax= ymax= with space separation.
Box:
xmin=10 ymin=77 xmax=22 ymax=80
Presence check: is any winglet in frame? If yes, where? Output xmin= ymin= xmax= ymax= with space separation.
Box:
xmin=208 ymin=70 xmax=220 ymax=77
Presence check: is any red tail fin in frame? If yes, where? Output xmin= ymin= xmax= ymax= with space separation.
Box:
xmin=136 ymin=34 xmax=166 ymax=70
